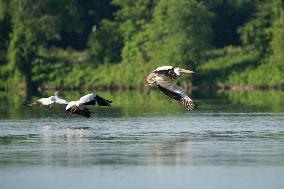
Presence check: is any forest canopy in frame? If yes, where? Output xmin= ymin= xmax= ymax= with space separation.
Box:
xmin=0 ymin=0 xmax=283 ymax=92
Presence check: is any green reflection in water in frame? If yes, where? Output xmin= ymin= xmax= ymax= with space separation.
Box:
xmin=0 ymin=90 xmax=284 ymax=119
xmin=194 ymin=90 xmax=284 ymax=112
xmin=0 ymin=135 xmax=29 ymax=145
xmin=223 ymin=90 xmax=284 ymax=112
xmin=0 ymin=90 xmax=183 ymax=119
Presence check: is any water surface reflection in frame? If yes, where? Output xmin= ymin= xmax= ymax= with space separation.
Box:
xmin=0 ymin=90 xmax=284 ymax=189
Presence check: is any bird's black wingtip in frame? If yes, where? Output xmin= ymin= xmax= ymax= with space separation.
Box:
xmin=96 ymin=95 xmax=112 ymax=107
xmin=180 ymin=99 xmax=198 ymax=111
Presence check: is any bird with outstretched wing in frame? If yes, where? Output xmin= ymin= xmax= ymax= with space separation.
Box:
xmin=145 ymin=66 xmax=197 ymax=111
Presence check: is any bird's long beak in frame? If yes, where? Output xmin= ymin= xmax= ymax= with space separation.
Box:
xmin=179 ymin=68 xmax=195 ymax=74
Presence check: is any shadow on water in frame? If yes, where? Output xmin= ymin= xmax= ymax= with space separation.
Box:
xmin=0 ymin=89 xmax=284 ymax=119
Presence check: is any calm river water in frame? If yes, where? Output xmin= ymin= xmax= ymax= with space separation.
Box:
xmin=0 ymin=90 xmax=284 ymax=189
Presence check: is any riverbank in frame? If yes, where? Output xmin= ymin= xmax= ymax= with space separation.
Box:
xmin=0 ymin=46 xmax=283 ymax=93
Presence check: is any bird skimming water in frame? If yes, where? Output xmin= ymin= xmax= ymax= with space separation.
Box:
xmin=28 ymin=91 xmax=68 ymax=108
xmin=66 ymin=93 xmax=112 ymax=118
xmin=29 ymin=91 xmax=112 ymax=118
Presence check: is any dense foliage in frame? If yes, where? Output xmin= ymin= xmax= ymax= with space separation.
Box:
xmin=0 ymin=0 xmax=283 ymax=92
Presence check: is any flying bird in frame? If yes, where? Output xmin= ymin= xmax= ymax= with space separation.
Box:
xmin=66 ymin=93 xmax=112 ymax=118
xmin=28 ymin=91 xmax=68 ymax=108
xmin=145 ymin=66 xmax=198 ymax=111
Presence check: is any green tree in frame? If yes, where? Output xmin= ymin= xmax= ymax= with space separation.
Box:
xmin=46 ymin=0 xmax=115 ymax=49
xmin=7 ymin=0 xmax=58 ymax=94
xmin=269 ymin=0 xmax=284 ymax=65
xmin=112 ymin=0 xmax=213 ymax=68
xmin=144 ymin=0 xmax=213 ymax=67
xmin=206 ymin=0 xmax=260 ymax=48
xmin=112 ymin=0 xmax=157 ymax=66
xmin=240 ymin=0 xmax=274 ymax=54
xmin=88 ymin=20 xmax=123 ymax=65
xmin=0 ymin=0 xmax=10 ymax=65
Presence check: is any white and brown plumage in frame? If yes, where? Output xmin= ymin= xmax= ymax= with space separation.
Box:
xmin=28 ymin=91 xmax=69 ymax=108
xmin=66 ymin=93 xmax=112 ymax=118
xmin=145 ymin=66 xmax=198 ymax=111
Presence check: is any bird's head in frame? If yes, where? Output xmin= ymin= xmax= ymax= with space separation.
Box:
xmin=175 ymin=67 xmax=195 ymax=74
xmin=55 ymin=91 xmax=63 ymax=97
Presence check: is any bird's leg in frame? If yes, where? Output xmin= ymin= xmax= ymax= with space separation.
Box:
xmin=145 ymin=83 xmax=155 ymax=93
xmin=68 ymin=112 xmax=72 ymax=119
xmin=67 ymin=107 xmax=76 ymax=119
xmin=68 ymin=109 xmax=74 ymax=119
xmin=68 ymin=108 xmax=77 ymax=119
xmin=49 ymin=105 xmax=52 ymax=109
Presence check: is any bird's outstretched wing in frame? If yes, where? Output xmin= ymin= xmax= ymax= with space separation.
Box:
xmin=54 ymin=97 xmax=69 ymax=105
xmin=78 ymin=93 xmax=97 ymax=105
xmin=157 ymin=85 xmax=181 ymax=101
xmin=157 ymin=84 xmax=198 ymax=111
xmin=95 ymin=95 xmax=112 ymax=107
xmin=78 ymin=93 xmax=112 ymax=107
xmin=180 ymin=98 xmax=198 ymax=111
